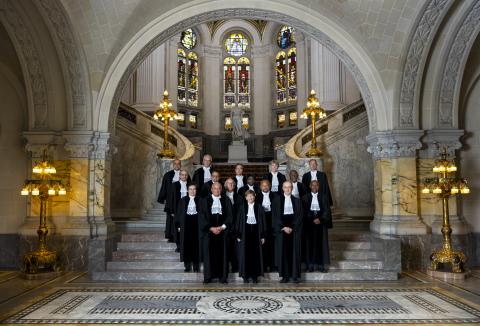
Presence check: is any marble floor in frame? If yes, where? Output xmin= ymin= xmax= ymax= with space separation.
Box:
xmin=0 ymin=270 xmax=479 ymax=325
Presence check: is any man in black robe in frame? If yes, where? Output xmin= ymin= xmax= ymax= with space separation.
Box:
xmin=233 ymin=164 xmax=247 ymax=193
xmin=223 ymin=178 xmax=242 ymax=273
xmin=176 ymin=184 xmax=201 ymax=272
xmin=166 ymin=170 xmax=189 ymax=251
xmin=302 ymin=180 xmax=332 ymax=273
xmin=289 ymin=169 xmax=307 ymax=199
xmin=157 ymin=159 xmax=189 ymax=241
xmin=272 ymin=181 xmax=303 ymax=283
xmin=263 ymin=160 xmax=286 ymax=194
xmin=256 ymin=179 xmax=277 ymax=272
xmin=200 ymin=171 xmax=222 ymax=197
xmin=238 ymin=175 xmax=260 ymax=197
xmin=199 ymin=182 xmax=232 ymax=284
xmin=301 ymin=159 xmax=333 ymax=206
xmin=235 ymin=190 xmax=265 ymax=283
xmin=193 ymin=154 xmax=214 ymax=190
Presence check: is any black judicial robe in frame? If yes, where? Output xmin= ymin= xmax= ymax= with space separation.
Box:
xmin=235 ymin=202 xmax=266 ymax=279
xmin=291 ymin=182 xmax=308 ymax=199
xmin=238 ymin=184 xmax=260 ymax=198
xmin=301 ymin=193 xmax=332 ymax=267
xmin=166 ymin=181 xmax=187 ymax=242
xmin=223 ymin=191 xmax=243 ymax=272
xmin=193 ymin=166 xmax=215 ymax=190
xmin=255 ymin=191 xmax=277 ymax=271
xmin=262 ymin=172 xmax=287 ymax=193
xmin=272 ymin=195 xmax=303 ymax=279
xmin=199 ymin=195 xmax=233 ymax=281
xmin=175 ymin=196 xmax=201 ymax=263
xmin=200 ymin=180 xmax=224 ymax=198
xmin=301 ymin=171 xmax=333 ymax=206
xmin=157 ymin=170 xmax=190 ymax=211
xmin=233 ymin=176 xmax=247 ymax=193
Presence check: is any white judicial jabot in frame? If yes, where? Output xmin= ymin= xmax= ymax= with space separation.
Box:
xmin=271 ymin=172 xmax=279 ymax=192
xmin=235 ymin=175 xmax=244 ymax=189
xmin=172 ymin=170 xmax=180 ymax=182
xmin=310 ymin=192 xmax=321 ymax=211
xmin=211 ymin=194 xmax=222 ymax=214
xmin=187 ymin=196 xmax=197 ymax=215
xmin=226 ymin=191 xmax=235 ymax=204
xmin=284 ymin=194 xmax=294 ymax=214
xmin=180 ymin=180 xmax=188 ymax=198
xmin=246 ymin=203 xmax=257 ymax=224
xmin=292 ymin=182 xmax=299 ymax=198
xmin=261 ymin=191 xmax=271 ymax=211
xmin=203 ymin=166 xmax=211 ymax=183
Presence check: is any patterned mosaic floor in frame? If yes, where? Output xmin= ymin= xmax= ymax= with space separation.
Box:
xmin=2 ymin=288 xmax=480 ymax=324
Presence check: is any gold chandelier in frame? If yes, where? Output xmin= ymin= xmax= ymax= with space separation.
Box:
xmin=20 ymin=150 xmax=67 ymax=274
xmin=301 ymin=90 xmax=327 ymax=157
xmin=421 ymin=148 xmax=470 ymax=273
xmin=154 ymin=90 xmax=178 ymax=158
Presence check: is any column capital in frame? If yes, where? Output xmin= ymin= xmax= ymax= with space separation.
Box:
xmin=23 ymin=131 xmax=61 ymax=157
xmin=366 ymin=130 xmax=424 ymax=159
xmin=420 ymin=129 xmax=464 ymax=158
xmin=63 ymin=131 xmax=116 ymax=159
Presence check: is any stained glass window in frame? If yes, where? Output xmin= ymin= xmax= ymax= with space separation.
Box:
xmin=287 ymin=48 xmax=297 ymax=103
xmin=177 ymin=49 xmax=187 ymax=105
xmin=276 ymin=51 xmax=287 ymax=105
xmin=225 ymin=114 xmax=232 ymax=130
xmin=242 ymin=114 xmax=249 ymax=130
xmin=289 ymin=111 xmax=297 ymax=126
xmin=225 ymin=33 xmax=248 ymax=57
xmin=181 ymin=29 xmax=197 ymax=50
xmin=187 ymin=52 xmax=198 ymax=107
xmin=237 ymin=57 xmax=250 ymax=108
xmin=224 ymin=57 xmax=236 ymax=108
xmin=277 ymin=26 xmax=295 ymax=49
xmin=277 ymin=112 xmax=286 ymax=128
xmin=177 ymin=112 xmax=186 ymax=127
xmin=189 ymin=113 xmax=197 ymax=129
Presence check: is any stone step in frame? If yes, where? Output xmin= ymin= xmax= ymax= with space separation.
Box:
xmin=106 ymin=259 xmax=383 ymax=271
xmin=92 ymin=270 xmax=398 ymax=282
xmin=116 ymin=242 xmax=177 ymax=251
xmin=111 ymin=249 xmax=377 ymax=261
xmin=121 ymin=233 xmax=168 ymax=242
xmin=112 ymin=251 xmax=180 ymax=260
xmin=329 ymin=241 xmax=371 ymax=250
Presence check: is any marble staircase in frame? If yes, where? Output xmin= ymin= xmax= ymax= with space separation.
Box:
xmin=92 ymin=220 xmax=400 ymax=282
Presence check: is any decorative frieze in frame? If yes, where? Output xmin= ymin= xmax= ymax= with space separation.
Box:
xmin=366 ymin=130 xmax=424 ymax=159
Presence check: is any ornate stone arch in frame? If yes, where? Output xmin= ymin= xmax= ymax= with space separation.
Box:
xmin=33 ymin=0 xmax=92 ymax=130
xmin=437 ymin=0 xmax=480 ymax=128
xmin=0 ymin=0 xmax=48 ymax=130
xmin=398 ymin=0 xmax=454 ymax=128
xmin=96 ymin=3 xmax=389 ymax=134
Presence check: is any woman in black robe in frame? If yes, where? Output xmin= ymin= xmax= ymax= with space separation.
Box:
xmin=235 ymin=190 xmax=266 ymax=283
xmin=176 ymin=184 xmax=201 ymax=272
xmin=166 ymin=170 xmax=189 ymax=251
xmin=272 ymin=181 xmax=303 ymax=283
xmin=199 ymin=182 xmax=232 ymax=284
xmin=302 ymin=180 xmax=332 ymax=273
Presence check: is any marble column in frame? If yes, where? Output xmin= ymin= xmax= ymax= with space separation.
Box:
xmin=367 ymin=130 xmax=427 ymax=235
xmin=132 ymin=44 xmax=166 ymax=112
xmin=252 ymin=44 xmax=272 ymax=135
xmin=202 ymin=45 xmax=221 ymax=135
xmin=296 ymin=39 xmax=308 ymax=129
xmin=419 ymin=129 xmax=468 ymax=235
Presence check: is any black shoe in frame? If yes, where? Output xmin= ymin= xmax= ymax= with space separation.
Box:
xmin=243 ymin=277 xmax=249 ymax=283
xmin=193 ymin=264 xmax=199 ymax=272
xmin=203 ymin=279 xmax=211 ymax=284
xmin=280 ymin=277 xmax=289 ymax=283
xmin=175 ymin=248 xmax=180 ymax=253
xmin=292 ymin=278 xmax=300 ymax=283
xmin=221 ymin=278 xmax=228 ymax=284
xmin=319 ymin=267 xmax=327 ymax=273
xmin=308 ymin=266 xmax=314 ymax=273
xmin=252 ymin=278 xmax=258 ymax=283
xmin=184 ymin=267 xmax=191 ymax=272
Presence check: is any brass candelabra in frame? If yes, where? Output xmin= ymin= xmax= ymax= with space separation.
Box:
xmin=421 ymin=149 xmax=470 ymax=273
xmin=300 ymin=90 xmax=327 ymax=157
xmin=20 ymin=151 xmax=67 ymax=274
xmin=154 ymin=90 xmax=178 ymax=158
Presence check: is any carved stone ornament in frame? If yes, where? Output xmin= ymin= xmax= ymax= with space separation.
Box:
xmin=366 ymin=130 xmax=424 ymax=159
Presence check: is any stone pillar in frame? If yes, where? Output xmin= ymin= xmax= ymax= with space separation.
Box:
xmin=252 ymin=44 xmax=272 ymax=135
xmin=367 ymin=130 xmax=427 ymax=235
xmin=132 ymin=44 xmax=166 ymax=112
xmin=296 ymin=39 xmax=308 ymax=129
xmin=165 ymin=38 xmax=179 ymax=113
xmin=419 ymin=129 xmax=467 ymax=234
xmin=202 ymin=45 xmax=221 ymax=135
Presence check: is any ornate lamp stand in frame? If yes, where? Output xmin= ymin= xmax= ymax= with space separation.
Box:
xmin=154 ymin=90 xmax=178 ymax=158
xmin=422 ymin=149 xmax=470 ymax=273
xmin=20 ymin=151 xmax=67 ymax=274
xmin=300 ymin=90 xmax=327 ymax=157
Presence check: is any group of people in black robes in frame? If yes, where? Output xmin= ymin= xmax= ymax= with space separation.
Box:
xmin=157 ymin=155 xmax=332 ymax=283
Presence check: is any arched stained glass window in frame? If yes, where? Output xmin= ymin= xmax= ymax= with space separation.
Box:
xmin=237 ymin=57 xmax=250 ymax=108
xmin=225 ymin=33 xmax=248 ymax=57
xmin=177 ymin=30 xmax=199 ymax=108
xmin=181 ymin=28 xmax=197 ymax=50
xmin=187 ymin=52 xmax=198 ymax=106
xmin=277 ymin=26 xmax=295 ymax=49
xmin=276 ymin=51 xmax=287 ymax=105
xmin=177 ymin=49 xmax=187 ymax=105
